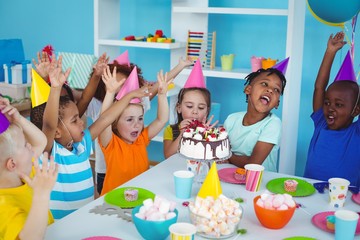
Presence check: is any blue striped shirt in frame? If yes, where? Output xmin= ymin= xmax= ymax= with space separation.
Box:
xmin=50 ymin=129 xmax=94 ymax=220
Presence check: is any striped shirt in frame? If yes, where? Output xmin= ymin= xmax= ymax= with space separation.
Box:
xmin=50 ymin=129 xmax=94 ymax=220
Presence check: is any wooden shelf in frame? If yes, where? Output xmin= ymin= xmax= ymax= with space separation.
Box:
xmin=181 ymin=67 xmax=250 ymax=79
xmin=98 ymin=39 xmax=186 ymax=49
xmin=173 ymin=7 xmax=288 ymax=16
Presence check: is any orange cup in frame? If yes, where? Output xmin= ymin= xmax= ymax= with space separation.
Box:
xmin=262 ymin=58 xmax=277 ymax=69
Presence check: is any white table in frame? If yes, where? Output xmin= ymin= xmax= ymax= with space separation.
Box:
xmin=45 ymin=154 xmax=360 ymax=240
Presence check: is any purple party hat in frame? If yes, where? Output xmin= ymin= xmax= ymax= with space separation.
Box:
xmin=0 ymin=111 xmax=10 ymax=134
xmin=273 ymin=57 xmax=290 ymax=75
xmin=334 ymin=51 xmax=357 ymax=82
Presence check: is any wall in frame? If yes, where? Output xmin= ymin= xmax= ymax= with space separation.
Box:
xmin=0 ymin=0 xmax=359 ymax=175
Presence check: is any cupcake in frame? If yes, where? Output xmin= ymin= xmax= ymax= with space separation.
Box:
xmin=284 ymin=180 xmax=298 ymax=192
xmin=124 ymin=188 xmax=139 ymax=202
xmin=234 ymin=168 xmax=246 ymax=182
xmin=326 ymin=215 xmax=335 ymax=230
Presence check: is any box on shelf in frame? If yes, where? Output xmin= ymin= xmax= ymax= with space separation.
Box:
xmin=0 ymin=82 xmax=30 ymax=100
xmin=3 ymin=61 xmax=32 ymax=84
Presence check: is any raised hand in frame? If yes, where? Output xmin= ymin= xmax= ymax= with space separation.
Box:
xmin=32 ymin=52 xmax=51 ymax=80
xmin=157 ymin=70 xmax=173 ymax=95
xmin=48 ymin=54 xmax=71 ymax=88
xmin=203 ymin=115 xmax=219 ymax=128
xmin=93 ymin=52 xmax=110 ymax=77
xmin=102 ymin=66 xmax=126 ymax=94
xmin=128 ymin=85 xmax=152 ymax=99
xmin=327 ymin=32 xmax=346 ymax=52
xmin=0 ymin=97 xmax=20 ymax=123
xmin=179 ymin=56 xmax=193 ymax=68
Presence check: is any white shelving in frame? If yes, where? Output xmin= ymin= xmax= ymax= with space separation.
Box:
xmin=98 ymin=39 xmax=186 ymax=50
xmin=181 ymin=67 xmax=250 ymax=80
xmin=173 ymin=7 xmax=288 ymax=16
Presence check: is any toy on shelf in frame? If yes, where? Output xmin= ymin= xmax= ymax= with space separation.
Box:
xmin=186 ymin=30 xmax=216 ymax=69
xmin=123 ymin=29 xmax=175 ymax=43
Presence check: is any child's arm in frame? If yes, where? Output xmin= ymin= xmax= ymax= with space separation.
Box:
xmin=313 ymin=32 xmax=346 ymax=112
xmin=42 ymin=55 xmax=71 ymax=153
xmin=32 ymin=52 xmax=51 ymax=81
xmin=77 ymin=53 xmax=109 ymax=117
xmin=148 ymin=71 xmax=172 ymax=139
xmin=18 ymin=152 xmax=58 ymax=240
xmin=0 ymin=98 xmax=46 ymax=157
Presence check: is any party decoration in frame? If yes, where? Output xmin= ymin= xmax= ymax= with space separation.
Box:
xmin=183 ymin=59 xmax=206 ymax=88
xmin=273 ymin=57 xmax=290 ymax=75
xmin=113 ymin=50 xmax=130 ymax=67
xmin=334 ymin=51 xmax=357 ymax=82
xmin=197 ymin=162 xmax=222 ymax=199
xmin=307 ymin=0 xmax=360 ymax=26
xmin=30 ymin=69 xmax=50 ymax=108
xmin=115 ymin=66 xmax=141 ymax=103
xmin=42 ymin=45 xmax=54 ymax=62
xmin=0 ymin=111 xmax=10 ymax=134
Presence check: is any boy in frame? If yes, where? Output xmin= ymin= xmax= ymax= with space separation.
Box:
xmin=304 ymin=32 xmax=360 ymax=186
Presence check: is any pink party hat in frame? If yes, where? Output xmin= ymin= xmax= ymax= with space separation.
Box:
xmin=273 ymin=57 xmax=290 ymax=75
xmin=115 ymin=66 xmax=141 ymax=103
xmin=0 ymin=111 xmax=10 ymax=134
xmin=184 ymin=59 xmax=206 ymax=88
xmin=334 ymin=51 xmax=357 ymax=82
xmin=113 ymin=50 xmax=130 ymax=67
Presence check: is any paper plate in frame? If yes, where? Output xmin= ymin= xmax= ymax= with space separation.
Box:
xmin=104 ymin=187 xmax=155 ymax=209
xmin=266 ymin=178 xmax=315 ymax=197
xmin=218 ymin=168 xmax=246 ymax=184
xmin=82 ymin=237 xmax=122 ymax=240
xmin=311 ymin=211 xmax=360 ymax=235
xmin=352 ymin=193 xmax=360 ymax=205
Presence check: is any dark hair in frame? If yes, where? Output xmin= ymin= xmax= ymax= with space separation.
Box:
xmin=59 ymin=95 xmax=74 ymax=120
xmin=328 ymin=81 xmax=360 ymax=108
xmin=170 ymin=87 xmax=211 ymax=140
xmin=244 ymin=68 xmax=287 ymax=102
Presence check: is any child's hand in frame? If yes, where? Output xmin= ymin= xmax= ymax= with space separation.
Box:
xmin=93 ymin=52 xmax=110 ymax=77
xmin=157 ymin=70 xmax=173 ymax=95
xmin=0 ymin=97 xmax=20 ymax=123
xmin=327 ymin=32 xmax=346 ymax=52
xmin=102 ymin=66 xmax=126 ymax=94
xmin=203 ymin=115 xmax=219 ymax=128
xmin=128 ymin=85 xmax=152 ymax=99
xmin=179 ymin=56 xmax=192 ymax=68
xmin=20 ymin=152 xmax=58 ymax=195
xmin=49 ymin=55 xmax=71 ymax=88
xmin=32 ymin=52 xmax=51 ymax=80
xmin=179 ymin=119 xmax=193 ymax=131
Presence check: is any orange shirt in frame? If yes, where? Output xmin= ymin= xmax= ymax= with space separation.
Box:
xmin=99 ymin=128 xmax=150 ymax=195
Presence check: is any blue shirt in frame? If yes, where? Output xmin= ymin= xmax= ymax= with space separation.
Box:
xmin=50 ymin=128 xmax=94 ymax=220
xmin=304 ymin=109 xmax=360 ymax=187
xmin=224 ymin=112 xmax=281 ymax=172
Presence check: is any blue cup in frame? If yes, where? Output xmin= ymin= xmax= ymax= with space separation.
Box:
xmin=334 ymin=210 xmax=359 ymax=240
xmin=173 ymin=170 xmax=194 ymax=199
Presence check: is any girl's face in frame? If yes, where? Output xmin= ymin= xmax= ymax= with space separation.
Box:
xmin=245 ymin=72 xmax=282 ymax=113
xmin=177 ymin=90 xmax=209 ymax=121
xmin=116 ymin=104 xmax=144 ymax=144
xmin=58 ymin=101 xmax=85 ymax=145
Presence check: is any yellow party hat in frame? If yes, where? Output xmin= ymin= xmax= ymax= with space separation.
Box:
xmin=197 ymin=162 xmax=222 ymax=199
xmin=30 ymin=69 xmax=50 ymax=108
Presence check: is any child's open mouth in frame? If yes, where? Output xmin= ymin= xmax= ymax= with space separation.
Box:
xmin=130 ymin=131 xmax=139 ymax=137
xmin=327 ymin=115 xmax=335 ymax=125
xmin=260 ymin=95 xmax=270 ymax=105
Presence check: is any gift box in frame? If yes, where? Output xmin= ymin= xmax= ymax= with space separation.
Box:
xmin=0 ymin=82 xmax=30 ymax=100
xmin=58 ymin=52 xmax=97 ymax=89
xmin=0 ymin=39 xmax=25 ymax=82
xmin=3 ymin=61 xmax=32 ymax=84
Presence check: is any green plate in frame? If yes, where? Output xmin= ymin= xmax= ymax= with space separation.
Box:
xmin=104 ymin=187 xmax=155 ymax=208
xmin=283 ymin=237 xmax=316 ymax=240
xmin=266 ymin=177 xmax=315 ymax=197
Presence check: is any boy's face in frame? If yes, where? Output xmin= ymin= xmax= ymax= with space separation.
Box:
xmin=12 ymin=127 xmax=33 ymax=176
xmin=58 ymin=101 xmax=85 ymax=143
xmin=116 ymin=104 xmax=144 ymax=144
xmin=323 ymin=85 xmax=356 ymax=130
xmin=245 ymin=72 xmax=282 ymax=113
xmin=177 ymin=90 xmax=209 ymax=122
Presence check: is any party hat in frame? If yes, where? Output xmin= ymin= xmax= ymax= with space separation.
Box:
xmin=30 ymin=69 xmax=51 ymax=108
xmin=115 ymin=66 xmax=141 ymax=103
xmin=273 ymin=57 xmax=289 ymax=75
xmin=113 ymin=50 xmax=130 ymax=67
xmin=0 ymin=112 xmax=10 ymax=134
xmin=197 ymin=162 xmax=222 ymax=199
xmin=334 ymin=51 xmax=356 ymax=82
xmin=184 ymin=59 xmax=206 ymax=88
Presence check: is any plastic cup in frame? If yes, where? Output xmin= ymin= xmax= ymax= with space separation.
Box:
xmin=250 ymin=56 xmax=264 ymax=72
xmin=262 ymin=58 xmax=277 ymax=69
xmin=173 ymin=170 xmax=194 ymax=199
xmin=169 ymin=222 xmax=196 ymax=240
xmin=244 ymin=164 xmax=264 ymax=192
xmin=328 ymin=177 xmax=350 ymax=208
xmin=221 ymin=54 xmax=235 ymax=71
xmin=334 ymin=210 xmax=359 ymax=240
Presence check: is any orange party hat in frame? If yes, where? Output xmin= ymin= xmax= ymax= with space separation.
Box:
xmin=197 ymin=162 xmax=222 ymax=199
xmin=113 ymin=50 xmax=130 ymax=67
xmin=115 ymin=66 xmax=141 ymax=103
xmin=184 ymin=59 xmax=206 ymax=88
xmin=30 ymin=69 xmax=51 ymax=108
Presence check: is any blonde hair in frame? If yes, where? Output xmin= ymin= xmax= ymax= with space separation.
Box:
xmin=0 ymin=123 xmax=22 ymax=163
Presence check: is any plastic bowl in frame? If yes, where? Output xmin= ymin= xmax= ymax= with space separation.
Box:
xmin=132 ymin=205 xmax=178 ymax=240
xmin=253 ymin=195 xmax=296 ymax=229
xmin=189 ymin=206 xmax=243 ymax=239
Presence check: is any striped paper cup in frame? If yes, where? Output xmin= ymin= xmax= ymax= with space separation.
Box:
xmin=244 ymin=164 xmax=265 ymax=192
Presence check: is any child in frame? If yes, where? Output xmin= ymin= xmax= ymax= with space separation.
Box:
xmin=224 ymin=68 xmax=287 ymax=171
xmin=42 ymin=55 xmax=151 ymax=219
xmin=98 ymin=66 xmax=172 ymax=195
xmin=304 ymin=32 xmax=360 ymax=186
xmin=0 ymin=97 xmax=58 ymax=239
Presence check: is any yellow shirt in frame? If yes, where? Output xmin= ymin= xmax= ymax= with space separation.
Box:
xmin=163 ymin=125 xmax=174 ymax=141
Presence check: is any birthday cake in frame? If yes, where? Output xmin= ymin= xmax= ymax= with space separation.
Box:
xmin=178 ymin=120 xmax=230 ymax=160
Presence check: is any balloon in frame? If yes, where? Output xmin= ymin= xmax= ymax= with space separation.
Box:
xmin=307 ymin=0 xmax=360 ymax=26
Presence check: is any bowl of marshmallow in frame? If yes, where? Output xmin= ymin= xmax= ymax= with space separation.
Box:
xmin=188 ymin=194 xmax=243 ymax=239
